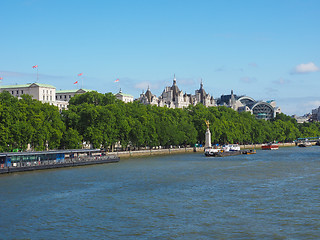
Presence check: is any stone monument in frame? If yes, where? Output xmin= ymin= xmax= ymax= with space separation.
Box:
xmin=204 ymin=120 xmax=212 ymax=148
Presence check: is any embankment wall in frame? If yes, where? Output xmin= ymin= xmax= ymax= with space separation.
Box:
xmin=116 ymin=142 xmax=296 ymax=158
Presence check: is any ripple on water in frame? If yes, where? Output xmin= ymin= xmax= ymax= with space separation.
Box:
xmin=0 ymin=148 xmax=320 ymax=239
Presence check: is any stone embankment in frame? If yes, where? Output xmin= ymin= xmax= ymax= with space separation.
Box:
xmin=116 ymin=142 xmax=296 ymax=158
xmin=241 ymin=142 xmax=295 ymax=149
xmin=115 ymin=147 xmax=200 ymax=158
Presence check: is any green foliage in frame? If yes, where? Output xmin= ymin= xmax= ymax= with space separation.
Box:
xmin=0 ymin=92 xmax=65 ymax=151
xmin=1 ymin=90 xmax=320 ymax=152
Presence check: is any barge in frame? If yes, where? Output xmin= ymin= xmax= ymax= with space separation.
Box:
xmin=0 ymin=149 xmax=119 ymax=174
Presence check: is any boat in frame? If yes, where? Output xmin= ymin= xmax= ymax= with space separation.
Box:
xmin=242 ymin=149 xmax=256 ymax=155
xmin=261 ymin=143 xmax=279 ymax=150
xmin=298 ymin=141 xmax=312 ymax=147
xmin=205 ymin=144 xmax=241 ymax=157
xmin=222 ymin=144 xmax=240 ymax=152
xmin=204 ymin=147 xmax=222 ymax=157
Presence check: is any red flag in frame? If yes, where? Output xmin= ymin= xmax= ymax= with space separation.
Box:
xmin=74 ymin=81 xmax=78 ymax=84
xmin=78 ymin=73 xmax=83 ymax=76
xmin=0 ymin=77 xmax=3 ymax=80
xmin=32 ymin=65 xmax=38 ymax=68
xmin=114 ymin=79 xmax=119 ymax=82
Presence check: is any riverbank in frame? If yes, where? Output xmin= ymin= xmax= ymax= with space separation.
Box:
xmin=115 ymin=147 xmax=198 ymax=159
xmin=241 ymin=142 xmax=296 ymax=149
xmin=114 ymin=142 xmax=297 ymax=159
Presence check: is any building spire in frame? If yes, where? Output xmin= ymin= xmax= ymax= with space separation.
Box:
xmin=173 ymin=74 xmax=176 ymax=85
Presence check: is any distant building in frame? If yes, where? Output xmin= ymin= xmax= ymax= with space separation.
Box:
xmin=217 ymin=90 xmax=281 ymax=120
xmin=194 ymin=81 xmax=216 ymax=107
xmin=311 ymin=107 xmax=320 ymax=122
xmin=115 ymin=89 xmax=134 ymax=103
xmin=292 ymin=114 xmax=311 ymax=123
xmin=0 ymin=82 xmax=56 ymax=104
xmin=139 ymin=76 xmax=215 ymax=108
xmin=55 ymin=89 xmax=92 ymax=110
xmin=139 ymin=86 xmax=159 ymax=106
xmin=0 ymin=83 xmax=92 ymax=111
xmin=55 ymin=88 xmax=91 ymax=102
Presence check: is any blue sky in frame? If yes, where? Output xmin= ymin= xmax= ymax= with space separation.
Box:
xmin=1 ymin=0 xmax=319 ymax=115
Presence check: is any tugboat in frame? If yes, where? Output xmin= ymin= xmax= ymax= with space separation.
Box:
xmin=242 ymin=149 xmax=256 ymax=155
xmin=261 ymin=142 xmax=279 ymax=150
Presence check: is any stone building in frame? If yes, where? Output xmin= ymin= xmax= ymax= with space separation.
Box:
xmin=0 ymin=82 xmax=56 ymax=104
xmin=0 ymin=82 xmax=92 ymax=111
xmin=139 ymin=76 xmax=215 ymax=109
xmin=311 ymin=107 xmax=320 ymax=122
xmin=115 ymin=89 xmax=134 ymax=103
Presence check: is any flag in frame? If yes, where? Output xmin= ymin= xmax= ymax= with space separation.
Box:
xmin=0 ymin=77 xmax=3 ymax=80
xmin=114 ymin=79 xmax=119 ymax=82
xmin=32 ymin=65 xmax=38 ymax=68
xmin=78 ymin=73 xmax=83 ymax=76
xmin=74 ymin=81 xmax=78 ymax=84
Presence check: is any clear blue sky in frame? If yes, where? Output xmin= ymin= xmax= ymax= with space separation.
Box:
xmin=1 ymin=0 xmax=319 ymax=115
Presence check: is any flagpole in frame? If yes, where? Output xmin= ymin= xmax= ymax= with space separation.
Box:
xmin=37 ymin=67 xmax=38 ymax=82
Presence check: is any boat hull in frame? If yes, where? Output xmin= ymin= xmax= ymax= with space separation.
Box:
xmin=261 ymin=145 xmax=279 ymax=150
xmin=205 ymin=150 xmax=242 ymax=157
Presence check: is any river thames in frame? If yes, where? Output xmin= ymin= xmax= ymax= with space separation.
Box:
xmin=0 ymin=146 xmax=319 ymax=239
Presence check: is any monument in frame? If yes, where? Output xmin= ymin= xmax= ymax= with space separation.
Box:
xmin=204 ymin=120 xmax=212 ymax=148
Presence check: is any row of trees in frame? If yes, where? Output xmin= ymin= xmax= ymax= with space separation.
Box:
xmin=1 ymin=91 xmax=320 ymax=151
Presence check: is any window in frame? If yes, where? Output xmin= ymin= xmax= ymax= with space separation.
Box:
xmin=47 ymin=96 xmax=48 ymax=100
xmin=64 ymin=95 xmax=67 ymax=99
xmin=46 ymin=90 xmax=48 ymax=94
xmin=16 ymin=90 xmax=19 ymax=94
xmin=43 ymin=96 xmax=45 ymax=100
xmin=12 ymin=91 xmax=14 ymax=94
xmin=21 ymin=90 xmax=23 ymax=94
xmin=50 ymin=96 xmax=52 ymax=101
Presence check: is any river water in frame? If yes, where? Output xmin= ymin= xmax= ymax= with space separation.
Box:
xmin=0 ymin=147 xmax=319 ymax=239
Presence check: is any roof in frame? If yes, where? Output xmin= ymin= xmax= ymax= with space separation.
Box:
xmin=115 ymin=92 xmax=134 ymax=97
xmin=56 ymin=89 xmax=92 ymax=94
xmin=0 ymin=83 xmax=56 ymax=89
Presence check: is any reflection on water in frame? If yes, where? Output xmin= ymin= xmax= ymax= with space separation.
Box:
xmin=1 ymin=147 xmax=320 ymax=239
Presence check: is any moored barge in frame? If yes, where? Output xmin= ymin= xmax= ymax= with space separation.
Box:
xmin=0 ymin=149 xmax=119 ymax=174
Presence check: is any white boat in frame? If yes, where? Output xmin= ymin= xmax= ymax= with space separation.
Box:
xmin=222 ymin=144 xmax=240 ymax=152
xmin=205 ymin=144 xmax=241 ymax=157
xmin=204 ymin=148 xmax=222 ymax=156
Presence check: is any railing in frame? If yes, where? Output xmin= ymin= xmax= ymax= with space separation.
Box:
xmin=0 ymin=155 xmax=119 ymax=173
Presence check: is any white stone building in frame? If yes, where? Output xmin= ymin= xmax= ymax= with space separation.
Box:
xmin=115 ymin=89 xmax=134 ymax=103
xmin=0 ymin=83 xmax=56 ymax=104
xmin=0 ymin=83 xmax=92 ymax=111
xmin=139 ymin=76 xmax=215 ymax=109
